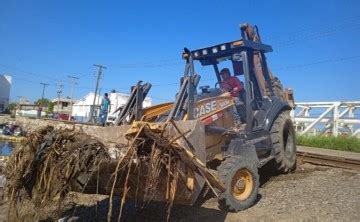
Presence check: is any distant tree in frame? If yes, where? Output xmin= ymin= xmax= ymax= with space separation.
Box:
xmin=3 ymin=102 xmax=17 ymax=114
xmin=35 ymin=98 xmax=55 ymax=116
xmin=47 ymin=102 xmax=54 ymax=114
xmin=7 ymin=102 xmax=17 ymax=111
xmin=35 ymin=98 xmax=51 ymax=106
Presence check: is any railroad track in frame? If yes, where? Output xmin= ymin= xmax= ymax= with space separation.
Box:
xmin=297 ymin=150 xmax=360 ymax=171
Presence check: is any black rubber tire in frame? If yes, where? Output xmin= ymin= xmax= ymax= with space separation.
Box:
xmin=217 ymin=156 xmax=259 ymax=211
xmin=270 ymin=110 xmax=297 ymax=173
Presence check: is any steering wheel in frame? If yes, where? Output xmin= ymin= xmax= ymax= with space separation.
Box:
xmin=215 ymin=81 xmax=233 ymax=93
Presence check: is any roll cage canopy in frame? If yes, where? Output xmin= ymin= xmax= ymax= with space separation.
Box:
xmin=186 ymin=39 xmax=273 ymax=66
xmin=182 ymin=24 xmax=273 ymax=83
xmin=178 ymin=24 xmax=277 ymax=128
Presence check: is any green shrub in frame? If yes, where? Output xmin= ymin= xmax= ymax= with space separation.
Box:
xmin=296 ymin=135 xmax=360 ymax=153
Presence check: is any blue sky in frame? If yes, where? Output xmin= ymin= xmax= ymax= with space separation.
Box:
xmin=1 ymin=0 xmax=359 ymax=104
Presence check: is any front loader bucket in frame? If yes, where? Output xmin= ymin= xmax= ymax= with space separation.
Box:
xmin=80 ymin=120 xmax=223 ymax=206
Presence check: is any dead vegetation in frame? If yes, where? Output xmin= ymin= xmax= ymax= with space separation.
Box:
xmin=5 ymin=121 xmax=222 ymax=221
xmin=105 ymin=120 xmax=222 ymax=221
xmin=5 ymin=126 xmax=110 ymax=220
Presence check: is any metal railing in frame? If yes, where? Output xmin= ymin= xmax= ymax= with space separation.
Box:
xmin=290 ymin=101 xmax=360 ymax=136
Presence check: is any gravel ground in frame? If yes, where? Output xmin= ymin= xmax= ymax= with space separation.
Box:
xmin=0 ymin=163 xmax=359 ymax=221
xmin=167 ymin=163 xmax=360 ymax=222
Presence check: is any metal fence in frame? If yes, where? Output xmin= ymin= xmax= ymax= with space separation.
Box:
xmin=290 ymin=101 xmax=360 ymax=137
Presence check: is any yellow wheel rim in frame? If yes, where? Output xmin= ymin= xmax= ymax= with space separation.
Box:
xmin=231 ymin=168 xmax=253 ymax=201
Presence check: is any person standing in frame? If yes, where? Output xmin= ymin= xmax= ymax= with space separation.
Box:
xmin=37 ymin=106 xmax=42 ymax=119
xmin=99 ymin=93 xmax=110 ymax=126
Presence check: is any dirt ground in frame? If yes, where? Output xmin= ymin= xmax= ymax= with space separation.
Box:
xmin=0 ymin=163 xmax=359 ymax=221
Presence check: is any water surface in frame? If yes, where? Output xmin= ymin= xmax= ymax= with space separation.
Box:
xmin=0 ymin=141 xmax=14 ymax=156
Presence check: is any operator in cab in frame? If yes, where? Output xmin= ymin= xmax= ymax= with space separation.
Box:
xmin=220 ymin=68 xmax=246 ymax=123
xmin=219 ymin=68 xmax=243 ymax=97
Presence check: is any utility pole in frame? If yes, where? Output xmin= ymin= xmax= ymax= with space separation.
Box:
xmin=67 ymin=75 xmax=79 ymax=121
xmin=89 ymin=64 xmax=107 ymax=122
xmin=16 ymin=96 xmax=22 ymax=115
xmin=56 ymin=82 xmax=64 ymax=117
xmin=97 ymin=88 xmax=102 ymax=105
xmin=38 ymin=83 xmax=49 ymax=119
xmin=40 ymin=83 xmax=49 ymax=100
xmin=17 ymin=96 xmax=22 ymax=105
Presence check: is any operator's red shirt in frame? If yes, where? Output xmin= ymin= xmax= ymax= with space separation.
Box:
xmin=221 ymin=76 xmax=243 ymax=97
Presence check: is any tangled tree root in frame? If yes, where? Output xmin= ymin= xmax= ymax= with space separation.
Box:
xmin=106 ymin=120 xmax=224 ymax=222
xmin=5 ymin=126 xmax=110 ymax=220
xmin=5 ymin=121 xmax=224 ymax=221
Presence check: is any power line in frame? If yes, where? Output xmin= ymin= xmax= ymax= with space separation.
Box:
xmin=7 ymin=54 xmax=360 ymax=93
xmin=8 ymin=75 xmax=116 ymax=94
xmin=266 ymin=15 xmax=360 ymax=42
xmin=108 ymin=18 xmax=360 ymax=69
xmin=272 ymin=55 xmax=360 ymax=71
xmin=108 ymin=58 xmax=180 ymax=67
xmin=272 ymin=21 xmax=360 ymax=47
xmin=110 ymin=55 xmax=359 ymax=88
xmin=1 ymin=25 xmax=359 ymax=78
xmin=103 ymin=22 xmax=360 ymax=70
xmin=2 ymin=20 xmax=360 ymax=100
xmin=10 ymin=76 xmax=44 ymax=85
xmin=0 ymin=63 xmax=65 ymax=82
xmin=2 ymin=17 xmax=360 ymax=77
xmin=108 ymin=61 xmax=182 ymax=69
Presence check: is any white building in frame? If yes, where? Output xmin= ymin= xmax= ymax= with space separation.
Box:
xmin=0 ymin=75 xmax=12 ymax=113
xmin=16 ymin=104 xmax=46 ymax=118
xmin=72 ymin=92 xmax=152 ymax=122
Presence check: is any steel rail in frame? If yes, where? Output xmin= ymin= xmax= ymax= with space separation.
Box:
xmin=297 ymin=151 xmax=360 ymax=171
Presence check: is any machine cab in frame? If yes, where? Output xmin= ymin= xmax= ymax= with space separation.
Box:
xmin=183 ymin=24 xmax=276 ymax=132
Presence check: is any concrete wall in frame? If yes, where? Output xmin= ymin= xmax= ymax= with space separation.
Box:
xmin=14 ymin=116 xmax=129 ymax=146
xmin=0 ymin=115 xmax=12 ymax=124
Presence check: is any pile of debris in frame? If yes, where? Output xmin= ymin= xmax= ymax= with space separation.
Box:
xmin=0 ymin=122 xmax=25 ymax=136
xmin=102 ymin=120 xmax=223 ymax=221
xmin=5 ymin=126 xmax=110 ymax=220
xmin=5 ymin=121 xmax=223 ymax=221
